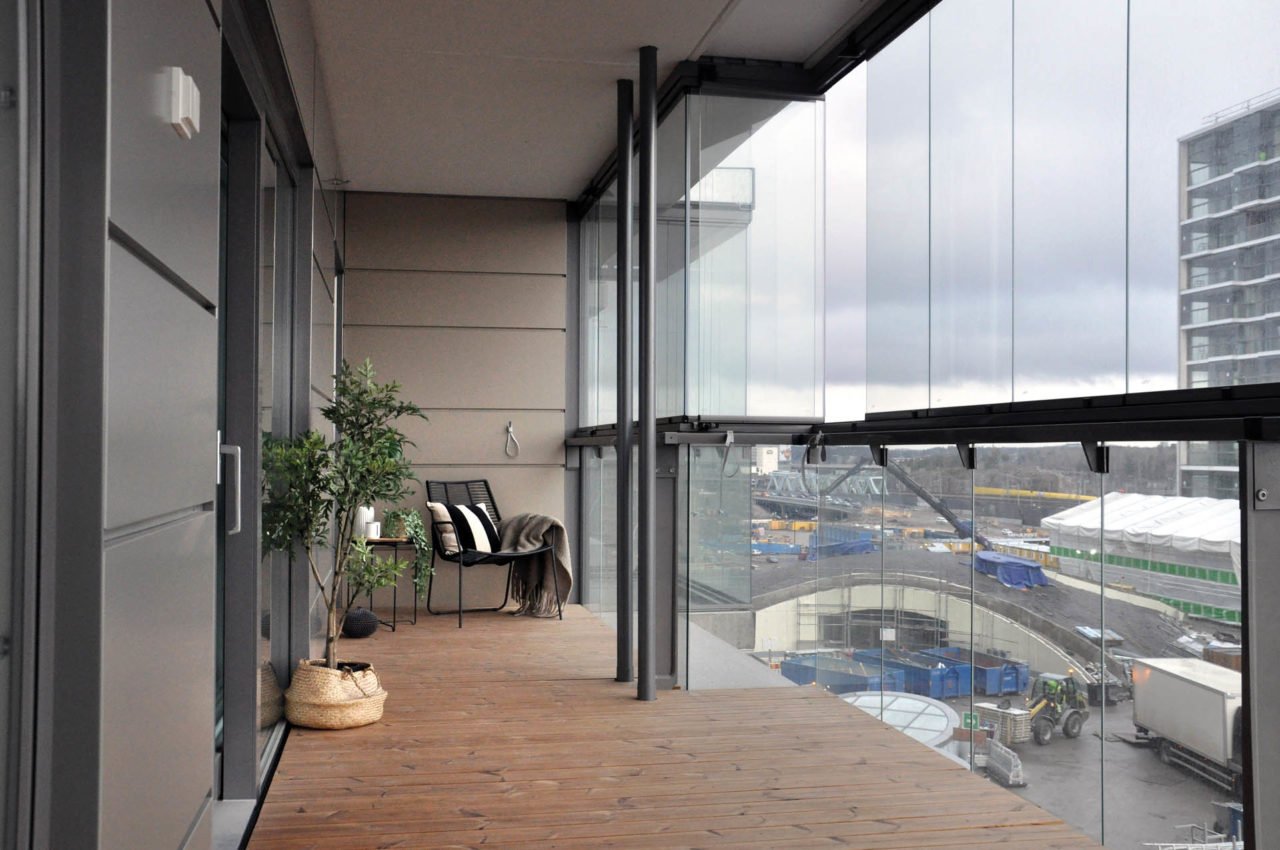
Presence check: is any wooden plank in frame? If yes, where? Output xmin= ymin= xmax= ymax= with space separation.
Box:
xmin=247 ymin=605 xmax=1100 ymax=850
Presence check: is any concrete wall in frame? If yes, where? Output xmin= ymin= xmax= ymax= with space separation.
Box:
xmin=342 ymin=193 xmax=569 ymax=605
xmin=755 ymin=586 xmax=1081 ymax=680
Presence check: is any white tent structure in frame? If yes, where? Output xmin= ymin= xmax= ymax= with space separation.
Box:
xmin=1042 ymin=493 xmax=1240 ymax=578
xmin=1041 ymin=494 xmax=1241 ymax=623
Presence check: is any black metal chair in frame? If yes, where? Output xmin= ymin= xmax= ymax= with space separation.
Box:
xmin=424 ymin=479 xmax=562 ymax=627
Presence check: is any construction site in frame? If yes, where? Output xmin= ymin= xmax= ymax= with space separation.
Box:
xmin=684 ymin=448 xmax=1246 ymax=848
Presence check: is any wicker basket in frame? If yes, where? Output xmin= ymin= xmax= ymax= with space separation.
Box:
xmin=285 ymin=659 xmax=387 ymax=730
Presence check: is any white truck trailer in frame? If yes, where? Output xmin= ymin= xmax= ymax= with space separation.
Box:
xmin=1132 ymin=657 xmax=1244 ymax=797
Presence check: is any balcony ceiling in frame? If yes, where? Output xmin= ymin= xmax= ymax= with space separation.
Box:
xmin=309 ymin=0 xmax=879 ymax=199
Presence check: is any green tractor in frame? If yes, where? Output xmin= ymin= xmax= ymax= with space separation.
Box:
xmin=1027 ymin=673 xmax=1090 ymax=745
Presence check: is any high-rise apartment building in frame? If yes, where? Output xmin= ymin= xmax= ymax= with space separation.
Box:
xmin=1179 ymin=92 xmax=1280 ymax=497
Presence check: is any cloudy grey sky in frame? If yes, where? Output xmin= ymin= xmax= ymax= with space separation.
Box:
xmin=836 ymin=0 xmax=1280 ymax=417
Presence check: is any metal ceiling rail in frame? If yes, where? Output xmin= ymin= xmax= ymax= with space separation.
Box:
xmin=571 ymin=0 xmax=940 ymax=219
xmin=568 ymin=387 xmax=1280 ymax=448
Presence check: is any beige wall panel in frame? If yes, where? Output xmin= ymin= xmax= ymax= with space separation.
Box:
xmin=313 ymin=175 xmax=336 ymax=279
xmin=313 ymin=59 xmax=343 ymax=185
xmin=344 ymin=326 xmax=565 ymax=410
xmin=397 ymin=466 xmax=566 ymax=522
xmin=310 ymin=265 xmax=336 ymax=397
xmin=401 ymin=409 xmax=564 ymax=467
xmin=344 ymin=270 xmax=566 ymax=330
xmin=346 ymin=193 xmax=567 ymax=275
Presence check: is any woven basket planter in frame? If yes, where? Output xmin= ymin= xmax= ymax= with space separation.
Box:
xmin=285 ymin=659 xmax=387 ymax=730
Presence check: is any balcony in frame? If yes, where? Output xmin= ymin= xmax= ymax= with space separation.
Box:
xmin=246 ymin=606 xmax=1099 ymax=849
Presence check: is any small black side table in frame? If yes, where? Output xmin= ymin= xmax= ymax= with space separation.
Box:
xmin=354 ymin=537 xmax=423 ymax=631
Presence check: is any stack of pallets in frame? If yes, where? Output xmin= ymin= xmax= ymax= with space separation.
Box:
xmin=975 ymin=701 xmax=1031 ymax=745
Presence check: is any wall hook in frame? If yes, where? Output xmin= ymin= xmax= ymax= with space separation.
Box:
xmin=505 ymin=421 xmax=521 ymax=458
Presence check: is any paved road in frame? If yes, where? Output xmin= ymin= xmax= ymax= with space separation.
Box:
xmin=747 ymin=547 xmax=1224 ymax=657
xmin=1009 ymin=702 xmax=1235 ymax=849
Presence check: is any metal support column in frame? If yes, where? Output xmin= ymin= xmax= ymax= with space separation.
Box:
xmin=615 ymin=79 xmax=635 ymax=684
xmin=1242 ymin=441 xmax=1279 ymax=848
xmin=636 ymin=45 xmax=657 ymax=701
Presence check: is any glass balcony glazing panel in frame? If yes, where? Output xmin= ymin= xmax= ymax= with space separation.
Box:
xmin=866 ymin=15 xmax=930 ymax=414
xmin=687 ymin=445 xmax=752 ymax=607
xmin=597 ymin=182 xmax=618 ymax=427
xmin=1131 ymin=0 xmax=1280 ymax=393
xmin=1105 ymin=443 xmax=1245 ymax=844
xmin=825 ymin=66 xmax=868 ymax=423
xmin=876 ymin=447 xmax=975 ymax=769
xmin=928 ymin=0 xmax=1013 ymax=408
xmin=0 ymin=0 xmax=19 ymax=821
xmin=687 ymin=94 xmax=824 ymax=419
xmin=977 ymin=444 xmax=1102 ymax=842
xmin=656 ymin=105 xmax=686 ymax=420
xmin=578 ymin=201 xmax=601 ymax=426
xmin=1012 ymin=1 xmax=1127 ymax=402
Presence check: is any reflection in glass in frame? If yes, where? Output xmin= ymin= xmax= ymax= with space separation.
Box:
xmin=578 ymin=201 xmax=600 ymax=426
xmin=257 ymin=143 xmax=283 ymax=755
xmin=687 ymin=95 xmax=823 ymax=418
xmin=598 ymin=183 xmax=618 ymax=427
xmin=0 ymin=0 xmax=20 ymax=827
xmin=655 ymin=106 xmax=686 ymax=420
xmin=580 ymin=447 xmax=618 ymax=615
xmin=687 ymin=445 xmax=752 ymax=605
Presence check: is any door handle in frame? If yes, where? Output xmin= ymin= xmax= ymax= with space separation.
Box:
xmin=220 ymin=443 xmax=243 ymax=535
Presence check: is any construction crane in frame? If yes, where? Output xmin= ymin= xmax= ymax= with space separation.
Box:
xmin=885 ymin=460 xmax=993 ymax=550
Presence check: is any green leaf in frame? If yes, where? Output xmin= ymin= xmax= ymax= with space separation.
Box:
xmin=261 ymin=359 xmax=427 ymax=667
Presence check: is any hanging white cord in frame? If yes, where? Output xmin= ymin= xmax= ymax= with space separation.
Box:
xmin=505 ymin=421 xmax=520 ymax=458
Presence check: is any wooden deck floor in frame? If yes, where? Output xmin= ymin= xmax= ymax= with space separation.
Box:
xmin=248 ymin=605 xmax=1099 ymax=850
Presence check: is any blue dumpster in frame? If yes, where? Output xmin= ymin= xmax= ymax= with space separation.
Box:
xmin=920 ymin=646 xmax=1029 ymax=695
xmin=851 ymin=648 xmax=968 ymax=699
xmin=780 ymin=654 xmax=905 ymax=694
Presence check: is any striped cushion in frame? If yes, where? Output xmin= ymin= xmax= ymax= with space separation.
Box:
xmin=427 ymin=502 xmax=500 ymax=556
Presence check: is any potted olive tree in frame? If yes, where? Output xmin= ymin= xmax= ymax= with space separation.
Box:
xmin=262 ymin=359 xmax=426 ymax=729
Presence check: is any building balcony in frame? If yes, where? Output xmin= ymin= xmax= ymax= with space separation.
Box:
xmin=1181 ymin=297 xmax=1280 ymax=327
xmin=246 ymin=606 xmax=1100 ymax=849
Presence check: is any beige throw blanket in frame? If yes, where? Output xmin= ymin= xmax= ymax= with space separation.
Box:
xmin=500 ymin=513 xmax=572 ymax=617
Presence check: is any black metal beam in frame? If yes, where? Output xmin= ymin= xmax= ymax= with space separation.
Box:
xmin=572 ymin=384 xmax=1280 ymax=448
xmin=615 ymin=79 xmax=634 ymax=685
xmin=222 ymin=0 xmax=312 ymax=178
xmin=573 ymin=57 xmax=824 ymax=219
xmin=636 ymin=46 xmax=658 ymax=702
xmin=828 ymin=387 xmax=1280 ymax=446
xmin=573 ymin=1 xmax=942 ymax=217
xmin=809 ymin=0 xmax=941 ymax=91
